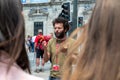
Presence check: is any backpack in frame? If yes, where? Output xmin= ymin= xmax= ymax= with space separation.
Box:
xmin=36 ymin=35 xmax=45 ymax=50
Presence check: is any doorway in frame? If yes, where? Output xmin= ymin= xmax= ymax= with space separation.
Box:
xmin=34 ymin=22 xmax=43 ymax=35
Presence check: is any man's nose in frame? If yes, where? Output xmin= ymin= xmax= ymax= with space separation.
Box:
xmin=55 ymin=28 xmax=59 ymax=31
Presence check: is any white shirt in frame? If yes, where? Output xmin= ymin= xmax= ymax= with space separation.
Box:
xmin=32 ymin=36 xmax=36 ymax=42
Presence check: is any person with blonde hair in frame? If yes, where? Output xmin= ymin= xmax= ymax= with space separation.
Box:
xmin=0 ymin=0 xmax=44 ymax=80
xmin=62 ymin=0 xmax=120 ymax=80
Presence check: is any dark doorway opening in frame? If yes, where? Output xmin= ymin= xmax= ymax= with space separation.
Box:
xmin=34 ymin=22 xmax=43 ymax=35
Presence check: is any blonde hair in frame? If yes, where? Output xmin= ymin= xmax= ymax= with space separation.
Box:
xmin=62 ymin=0 xmax=120 ymax=80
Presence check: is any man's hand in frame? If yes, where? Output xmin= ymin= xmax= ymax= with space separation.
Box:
xmin=42 ymin=41 xmax=47 ymax=49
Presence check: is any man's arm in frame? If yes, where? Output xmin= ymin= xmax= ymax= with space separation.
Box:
xmin=43 ymin=46 xmax=50 ymax=62
xmin=42 ymin=41 xmax=50 ymax=62
xmin=34 ymin=42 xmax=37 ymax=52
xmin=43 ymin=38 xmax=53 ymax=63
xmin=34 ymin=36 xmax=38 ymax=53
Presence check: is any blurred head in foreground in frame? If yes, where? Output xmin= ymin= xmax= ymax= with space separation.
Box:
xmin=62 ymin=0 xmax=120 ymax=80
xmin=0 ymin=0 xmax=30 ymax=73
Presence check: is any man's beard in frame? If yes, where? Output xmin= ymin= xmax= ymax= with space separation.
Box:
xmin=55 ymin=31 xmax=65 ymax=39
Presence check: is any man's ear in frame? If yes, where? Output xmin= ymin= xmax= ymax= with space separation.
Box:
xmin=64 ymin=29 xmax=67 ymax=33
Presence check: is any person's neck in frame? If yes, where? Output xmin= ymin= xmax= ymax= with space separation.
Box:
xmin=56 ymin=36 xmax=66 ymax=43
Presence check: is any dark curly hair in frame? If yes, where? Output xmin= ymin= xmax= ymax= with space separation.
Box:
xmin=52 ymin=17 xmax=70 ymax=33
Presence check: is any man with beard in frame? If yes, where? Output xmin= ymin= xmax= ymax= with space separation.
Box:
xmin=43 ymin=17 xmax=76 ymax=80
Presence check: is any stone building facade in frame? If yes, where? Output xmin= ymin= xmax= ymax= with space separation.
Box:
xmin=22 ymin=0 xmax=95 ymax=37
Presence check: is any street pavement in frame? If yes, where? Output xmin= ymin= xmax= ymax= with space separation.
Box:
xmin=27 ymin=52 xmax=51 ymax=80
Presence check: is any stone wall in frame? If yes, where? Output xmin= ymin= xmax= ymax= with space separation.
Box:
xmin=23 ymin=0 xmax=95 ymax=37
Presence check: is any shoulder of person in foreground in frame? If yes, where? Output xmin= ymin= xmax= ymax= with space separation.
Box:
xmin=0 ymin=62 xmax=44 ymax=80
